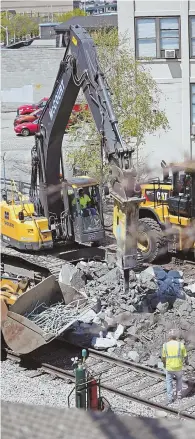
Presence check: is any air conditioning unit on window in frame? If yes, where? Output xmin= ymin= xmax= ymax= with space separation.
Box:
xmin=165 ymin=49 xmax=176 ymax=59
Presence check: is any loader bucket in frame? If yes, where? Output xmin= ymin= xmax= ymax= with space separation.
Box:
xmin=1 ymin=275 xmax=88 ymax=355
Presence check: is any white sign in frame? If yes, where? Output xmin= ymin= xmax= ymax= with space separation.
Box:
xmin=49 ymin=79 xmax=65 ymax=121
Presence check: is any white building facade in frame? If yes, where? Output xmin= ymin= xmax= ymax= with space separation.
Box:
xmin=118 ymin=0 xmax=195 ymax=168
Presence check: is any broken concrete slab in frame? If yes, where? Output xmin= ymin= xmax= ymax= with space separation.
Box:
xmin=117 ymin=340 xmax=125 ymax=348
xmin=113 ymin=324 xmax=125 ymax=340
xmin=79 ymin=309 xmax=97 ymax=324
xmin=158 ymin=361 xmax=164 ymax=370
xmin=92 ymin=316 xmax=102 ymax=326
xmin=59 ymin=263 xmax=86 ymax=290
xmin=127 ymin=350 xmax=140 ymax=363
xmin=147 ymin=355 xmax=159 ymax=368
xmin=172 ymin=298 xmax=186 ymax=310
xmin=185 ymin=283 xmax=195 ymax=294
xmin=114 ymin=311 xmax=136 ymax=326
xmin=97 ymin=267 xmax=120 ymax=285
xmin=91 ymin=336 xmax=117 ymax=350
xmin=140 ymin=266 xmax=155 ymax=277
xmin=156 ymin=302 xmax=169 ymax=314
xmin=178 ymin=301 xmax=192 ymax=315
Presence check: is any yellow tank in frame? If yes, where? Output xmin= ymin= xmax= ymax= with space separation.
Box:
xmin=1 ymin=200 xmax=53 ymax=251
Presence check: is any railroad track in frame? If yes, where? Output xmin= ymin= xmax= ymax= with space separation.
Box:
xmin=3 ymin=339 xmax=195 ymax=420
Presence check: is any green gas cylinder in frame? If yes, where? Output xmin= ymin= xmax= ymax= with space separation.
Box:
xmin=75 ymin=349 xmax=88 ymax=409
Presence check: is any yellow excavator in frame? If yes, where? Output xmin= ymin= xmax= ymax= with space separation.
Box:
xmin=0 ymin=265 xmax=30 ymax=331
xmin=1 ymin=24 xmax=144 ymax=295
xmin=1 ymin=275 xmax=29 ymax=306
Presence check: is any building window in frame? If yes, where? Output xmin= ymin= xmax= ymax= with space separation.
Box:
xmin=136 ymin=17 xmax=180 ymax=59
xmin=136 ymin=18 xmax=156 ymax=58
xmin=190 ymin=17 xmax=195 ymax=58
xmin=191 ymin=85 xmax=195 ymax=126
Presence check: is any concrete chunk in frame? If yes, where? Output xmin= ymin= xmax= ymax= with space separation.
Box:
xmin=113 ymin=324 xmax=125 ymax=340
xmin=59 ymin=263 xmax=86 ymax=290
xmin=186 ymin=283 xmax=195 ymax=294
xmin=156 ymin=302 xmax=169 ymax=314
xmin=91 ymin=336 xmax=117 ymax=350
xmin=127 ymin=350 xmax=140 ymax=363
xmin=147 ymin=355 xmax=159 ymax=367
xmin=98 ymin=267 xmax=120 ymax=285
xmin=79 ymin=309 xmax=97 ymax=324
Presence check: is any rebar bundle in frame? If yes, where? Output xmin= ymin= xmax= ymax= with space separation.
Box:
xmin=27 ymin=299 xmax=93 ymax=337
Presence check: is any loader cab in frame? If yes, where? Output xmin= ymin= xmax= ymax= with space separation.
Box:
xmin=67 ymin=176 xmax=105 ymax=244
xmin=167 ymin=167 xmax=195 ymax=219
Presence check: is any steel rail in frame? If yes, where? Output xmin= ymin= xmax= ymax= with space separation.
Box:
xmin=5 ymin=350 xmax=195 ymax=420
xmin=61 ymin=340 xmax=192 ymax=386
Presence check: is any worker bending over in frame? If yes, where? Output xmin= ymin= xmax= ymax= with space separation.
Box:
xmin=161 ymin=329 xmax=189 ymax=404
xmin=78 ymin=188 xmax=96 ymax=216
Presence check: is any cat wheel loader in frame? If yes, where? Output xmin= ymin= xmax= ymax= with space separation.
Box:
xmin=137 ymin=160 xmax=195 ymax=262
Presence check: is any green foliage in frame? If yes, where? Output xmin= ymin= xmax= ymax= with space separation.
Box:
xmin=67 ymin=29 xmax=169 ymax=179
xmin=54 ymin=9 xmax=86 ymax=23
xmin=0 ymin=8 xmax=86 ymax=43
xmin=68 ymin=119 xmax=110 ymax=183
xmin=0 ymin=12 xmax=39 ymax=42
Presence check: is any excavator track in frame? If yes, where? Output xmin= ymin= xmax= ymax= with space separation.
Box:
xmin=1 ymin=244 xmax=144 ymax=280
xmin=1 ymin=246 xmax=65 ymax=279
xmin=1 ymin=243 xmax=110 ymax=280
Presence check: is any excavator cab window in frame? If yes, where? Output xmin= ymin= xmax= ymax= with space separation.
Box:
xmin=73 ymin=185 xmax=102 ymax=233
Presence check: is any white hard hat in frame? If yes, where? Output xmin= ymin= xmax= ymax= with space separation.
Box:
xmin=168 ymin=329 xmax=178 ymax=339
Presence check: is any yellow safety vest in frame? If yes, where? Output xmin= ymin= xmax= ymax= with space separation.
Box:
xmin=79 ymin=194 xmax=90 ymax=209
xmin=162 ymin=340 xmax=187 ymax=371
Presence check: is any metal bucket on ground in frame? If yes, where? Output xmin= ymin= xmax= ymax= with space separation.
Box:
xmin=1 ymin=275 xmax=90 ymax=355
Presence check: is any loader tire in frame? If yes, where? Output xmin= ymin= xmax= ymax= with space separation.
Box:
xmin=138 ymin=218 xmax=165 ymax=263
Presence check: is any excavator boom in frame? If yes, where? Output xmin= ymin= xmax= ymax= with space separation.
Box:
xmin=33 ymin=25 xmax=137 ymax=218
xmin=29 ymin=24 xmax=144 ymax=289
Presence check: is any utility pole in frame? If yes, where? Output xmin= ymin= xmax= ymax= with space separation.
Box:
xmin=3 ymin=153 xmax=6 ymax=192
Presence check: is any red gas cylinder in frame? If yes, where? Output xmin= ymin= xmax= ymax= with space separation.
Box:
xmin=89 ymin=379 xmax=99 ymax=410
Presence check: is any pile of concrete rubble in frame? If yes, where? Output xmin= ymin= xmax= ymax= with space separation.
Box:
xmin=59 ymin=258 xmax=195 ymax=367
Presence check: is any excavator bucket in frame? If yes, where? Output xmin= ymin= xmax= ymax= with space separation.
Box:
xmin=1 ymin=300 xmax=8 ymax=327
xmin=1 ymin=275 xmax=89 ymax=355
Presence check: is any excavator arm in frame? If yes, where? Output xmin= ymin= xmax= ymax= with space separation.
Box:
xmin=32 ymin=25 xmax=138 ymax=215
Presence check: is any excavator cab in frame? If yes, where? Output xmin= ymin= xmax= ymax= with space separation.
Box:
xmin=67 ymin=177 xmax=104 ymax=244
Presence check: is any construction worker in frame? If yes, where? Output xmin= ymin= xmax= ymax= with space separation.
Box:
xmin=78 ymin=188 xmax=96 ymax=216
xmin=161 ymin=329 xmax=189 ymax=404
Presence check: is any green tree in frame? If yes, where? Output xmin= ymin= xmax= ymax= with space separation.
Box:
xmin=67 ymin=29 xmax=169 ymax=181
xmin=0 ymin=12 xmax=39 ymax=43
xmin=54 ymin=8 xmax=86 ymax=23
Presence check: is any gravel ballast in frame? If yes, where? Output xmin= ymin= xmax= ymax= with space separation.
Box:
xmin=1 ymin=359 xmax=159 ymax=417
